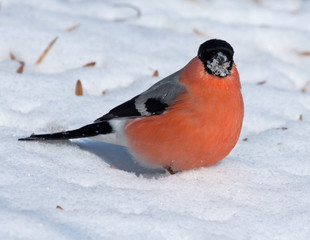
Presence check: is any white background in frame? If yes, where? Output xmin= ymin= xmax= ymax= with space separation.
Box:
xmin=1 ymin=0 xmax=310 ymax=239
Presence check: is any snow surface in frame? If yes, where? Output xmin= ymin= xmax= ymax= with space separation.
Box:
xmin=1 ymin=0 xmax=310 ymax=239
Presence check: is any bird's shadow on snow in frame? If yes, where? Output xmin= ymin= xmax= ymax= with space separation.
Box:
xmin=74 ymin=139 xmax=166 ymax=177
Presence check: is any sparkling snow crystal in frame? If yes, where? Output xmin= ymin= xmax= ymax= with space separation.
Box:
xmin=206 ymin=51 xmax=231 ymax=77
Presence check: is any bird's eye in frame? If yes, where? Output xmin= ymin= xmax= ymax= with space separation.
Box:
xmin=197 ymin=39 xmax=234 ymax=78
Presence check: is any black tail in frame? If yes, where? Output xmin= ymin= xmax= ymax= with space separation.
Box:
xmin=18 ymin=121 xmax=113 ymax=141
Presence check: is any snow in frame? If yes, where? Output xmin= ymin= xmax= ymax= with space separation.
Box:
xmin=1 ymin=0 xmax=310 ymax=239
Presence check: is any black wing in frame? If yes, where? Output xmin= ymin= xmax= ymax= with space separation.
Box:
xmin=94 ymin=95 xmax=168 ymax=122
xmin=95 ymin=70 xmax=185 ymax=122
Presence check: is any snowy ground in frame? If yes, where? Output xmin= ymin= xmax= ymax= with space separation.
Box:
xmin=1 ymin=0 xmax=310 ymax=239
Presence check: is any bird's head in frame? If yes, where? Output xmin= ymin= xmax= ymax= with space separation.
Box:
xmin=198 ymin=39 xmax=234 ymax=78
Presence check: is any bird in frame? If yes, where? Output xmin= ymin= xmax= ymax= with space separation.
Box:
xmin=19 ymin=39 xmax=244 ymax=174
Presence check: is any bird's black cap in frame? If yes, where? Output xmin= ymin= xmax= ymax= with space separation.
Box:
xmin=198 ymin=39 xmax=234 ymax=77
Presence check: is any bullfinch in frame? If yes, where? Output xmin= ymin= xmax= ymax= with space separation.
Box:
xmin=19 ymin=39 xmax=244 ymax=174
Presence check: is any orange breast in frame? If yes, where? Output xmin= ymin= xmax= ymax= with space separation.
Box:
xmin=125 ymin=58 xmax=244 ymax=171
